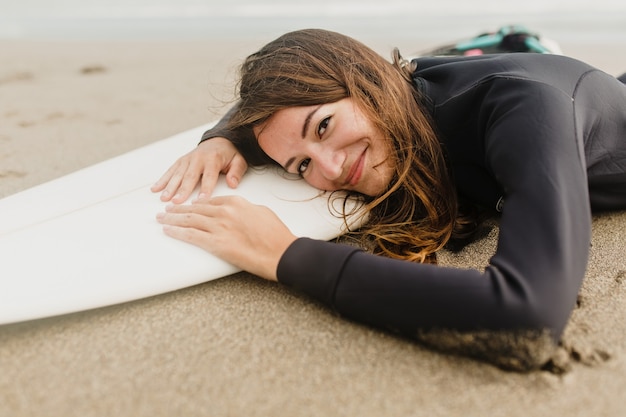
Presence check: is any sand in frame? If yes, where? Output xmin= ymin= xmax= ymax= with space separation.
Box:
xmin=0 ymin=35 xmax=625 ymax=417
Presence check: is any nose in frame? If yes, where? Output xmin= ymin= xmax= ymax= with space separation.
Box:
xmin=311 ymin=146 xmax=344 ymax=181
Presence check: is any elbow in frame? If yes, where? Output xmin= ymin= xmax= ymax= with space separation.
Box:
xmin=415 ymin=326 xmax=558 ymax=372
xmin=426 ymin=267 xmax=584 ymax=371
xmin=489 ymin=261 xmax=584 ymax=342
xmin=508 ymin=295 xmax=570 ymax=341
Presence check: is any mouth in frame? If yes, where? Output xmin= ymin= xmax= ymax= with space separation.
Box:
xmin=344 ymin=149 xmax=366 ymax=187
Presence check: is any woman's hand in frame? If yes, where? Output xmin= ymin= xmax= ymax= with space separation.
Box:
xmin=156 ymin=195 xmax=298 ymax=281
xmin=151 ymin=137 xmax=248 ymax=204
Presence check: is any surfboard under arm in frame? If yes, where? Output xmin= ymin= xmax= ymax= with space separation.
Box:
xmin=0 ymin=123 xmax=364 ymax=325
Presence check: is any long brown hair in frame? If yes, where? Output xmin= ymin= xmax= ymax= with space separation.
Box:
xmin=228 ymin=29 xmax=461 ymax=263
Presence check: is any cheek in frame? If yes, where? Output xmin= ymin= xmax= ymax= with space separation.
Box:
xmin=370 ymin=140 xmax=396 ymax=192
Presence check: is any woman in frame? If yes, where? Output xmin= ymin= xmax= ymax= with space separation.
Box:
xmin=152 ymin=29 xmax=626 ymax=370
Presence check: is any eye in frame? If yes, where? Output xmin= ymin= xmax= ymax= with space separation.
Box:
xmin=317 ymin=116 xmax=330 ymax=137
xmin=297 ymin=158 xmax=311 ymax=176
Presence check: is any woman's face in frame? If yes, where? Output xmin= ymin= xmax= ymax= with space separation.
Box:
xmin=254 ymin=98 xmax=394 ymax=196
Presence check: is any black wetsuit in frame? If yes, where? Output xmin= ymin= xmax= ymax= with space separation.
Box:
xmin=203 ymin=54 xmax=626 ymax=348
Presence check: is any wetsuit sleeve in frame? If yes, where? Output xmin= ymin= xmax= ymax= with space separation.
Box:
xmin=277 ymin=79 xmax=591 ymax=345
xmin=199 ymin=102 xmax=268 ymax=165
xmin=200 ymin=103 xmax=242 ymax=143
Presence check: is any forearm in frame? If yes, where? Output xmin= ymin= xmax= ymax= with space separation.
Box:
xmin=277 ymin=238 xmax=531 ymax=335
xmin=275 ymin=236 xmax=585 ymax=371
xmin=200 ymin=103 xmax=269 ymax=166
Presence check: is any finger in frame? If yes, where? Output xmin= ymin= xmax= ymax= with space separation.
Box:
xmin=157 ymin=160 xmax=192 ymax=203
xmin=162 ymin=202 xmax=203 ymax=215
xmin=161 ymin=224 xmax=212 ymax=250
xmin=197 ymin=162 xmax=221 ymax=200
xmin=170 ymin=158 xmax=206 ymax=204
xmin=151 ymin=161 xmax=181 ymax=193
xmin=163 ymin=199 xmax=228 ymax=216
xmin=200 ymin=194 xmax=246 ymax=207
xmin=157 ymin=208 xmax=211 ymax=231
xmin=225 ymin=154 xmax=248 ymax=189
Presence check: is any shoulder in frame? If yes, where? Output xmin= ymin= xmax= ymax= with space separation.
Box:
xmin=413 ymin=54 xmax=595 ymax=92
xmin=412 ymin=54 xmax=600 ymax=116
xmin=413 ymin=53 xmax=591 ymax=74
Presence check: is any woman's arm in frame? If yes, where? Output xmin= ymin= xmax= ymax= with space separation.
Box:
xmin=276 ymin=79 xmax=592 ymax=368
xmin=200 ymin=102 xmax=269 ymax=166
xmin=199 ymin=102 xmax=246 ymax=144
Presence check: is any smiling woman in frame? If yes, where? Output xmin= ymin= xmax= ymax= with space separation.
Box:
xmin=152 ymin=28 xmax=626 ymax=370
xmin=200 ymin=29 xmax=462 ymax=264
xmin=253 ymin=99 xmax=394 ymax=196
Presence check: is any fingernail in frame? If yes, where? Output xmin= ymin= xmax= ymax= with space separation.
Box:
xmin=161 ymin=190 xmax=170 ymax=199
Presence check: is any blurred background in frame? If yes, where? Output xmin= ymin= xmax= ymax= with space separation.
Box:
xmin=1 ymin=0 xmax=624 ymax=47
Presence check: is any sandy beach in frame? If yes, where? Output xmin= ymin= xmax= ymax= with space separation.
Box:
xmin=0 ymin=31 xmax=625 ymax=416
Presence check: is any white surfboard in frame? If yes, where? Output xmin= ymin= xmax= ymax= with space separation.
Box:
xmin=0 ymin=123 xmax=364 ymax=325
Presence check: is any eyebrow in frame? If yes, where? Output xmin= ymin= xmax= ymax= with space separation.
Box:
xmin=284 ymin=105 xmax=322 ymax=172
xmin=302 ymin=105 xmax=322 ymax=139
